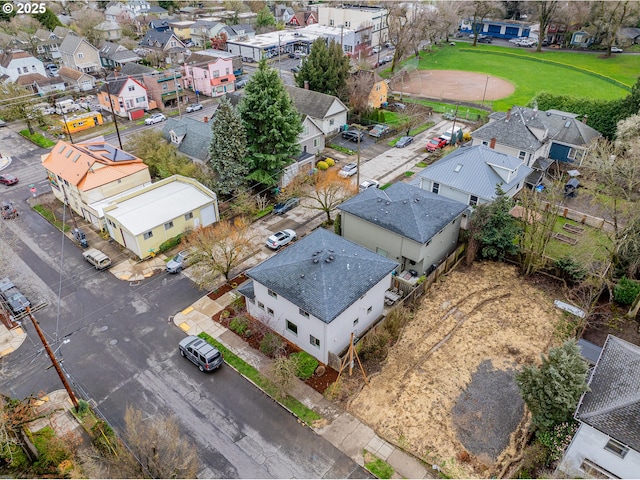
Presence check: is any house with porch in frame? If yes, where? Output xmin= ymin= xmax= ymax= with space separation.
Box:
xmin=58 ymin=66 xmax=96 ymax=91
xmin=285 ymin=85 xmax=348 ymax=135
xmin=40 ymin=140 xmax=151 ymax=229
xmin=338 ymin=183 xmax=468 ymax=278
xmin=0 ymin=50 xmax=47 ymax=82
xmin=103 ymin=175 xmax=219 ymax=259
xmin=97 ymin=76 xmax=149 ymax=118
xmin=181 ymin=54 xmax=235 ymax=98
xmin=18 ymin=73 xmax=66 ymax=95
xmin=281 ymin=115 xmax=324 ymax=187
xmin=471 ymin=106 xmax=601 ymax=166
xmin=59 ymin=35 xmax=101 ymax=74
xmin=238 ymin=228 xmax=398 ymax=365
xmin=560 ymin=335 xmax=640 ymax=479
xmin=413 ymin=145 xmax=532 ymax=207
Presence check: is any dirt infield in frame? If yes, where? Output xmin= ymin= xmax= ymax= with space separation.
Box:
xmin=392 ymin=70 xmax=515 ymax=103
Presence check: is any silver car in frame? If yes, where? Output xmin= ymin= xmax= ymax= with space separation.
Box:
xmin=166 ymin=249 xmax=195 ymax=274
xmin=266 ymin=229 xmax=297 ymax=250
xmin=179 ymin=336 xmax=223 ymax=372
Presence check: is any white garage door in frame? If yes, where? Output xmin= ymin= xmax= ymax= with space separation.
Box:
xmin=200 ymin=204 xmax=216 ymax=227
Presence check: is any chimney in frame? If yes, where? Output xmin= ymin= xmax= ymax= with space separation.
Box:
xmin=582 ymin=114 xmax=588 ymax=124
xmin=489 ymin=138 xmax=496 ymax=149
xmin=204 ymin=116 xmax=208 ymax=123
xmin=304 ymin=80 xmax=309 ymax=90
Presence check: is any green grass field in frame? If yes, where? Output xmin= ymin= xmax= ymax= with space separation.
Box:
xmin=391 ymin=43 xmax=635 ymax=111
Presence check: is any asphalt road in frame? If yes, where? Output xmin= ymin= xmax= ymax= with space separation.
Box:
xmin=0 ymin=129 xmax=369 ymax=478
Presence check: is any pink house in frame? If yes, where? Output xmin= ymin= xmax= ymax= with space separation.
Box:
xmin=181 ymin=55 xmax=235 ymax=98
xmin=97 ymin=76 xmax=150 ymax=119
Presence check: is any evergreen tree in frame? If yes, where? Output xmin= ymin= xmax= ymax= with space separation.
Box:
xmin=209 ymin=97 xmax=249 ymax=196
xmin=295 ymin=38 xmax=350 ymax=99
xmin=255 ymin=6 xmax=276 ymax=28
xmin=238 ymin=59 xmax=302 ymax=186
xmin=515 ymin=340 xmax=589 ymax=431
xmin=470 ymin=186 xmax=521 ymax=260
xmin=35 ymin=8 xmax=62 ymax=30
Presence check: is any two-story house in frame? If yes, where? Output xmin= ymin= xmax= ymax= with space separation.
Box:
xmin=351 ymin=70 xmax=389 ymax=109
xmin=97 ymin=76 xmax=149 ymax=118
xmin=316 ymin=4 xmax=389 ymax=48
xmin=189 ymin=20 xmax=226 ymax=48
xmin=338 ymin=183 xmax=468 ymax=278
xmin=238 ymin=228 xmax=398 ymax=365
xmin=181 ymin=54 xmax=235 ymax=98
xmin=41 ymin=140 xmax=152 ymax=228
xmin=471 ymin=106 xmax=601 ymax=166
xmin=140 ymin=69 xmax=185 ymax=110
xmin=281 ymin=114 xmax=324 ymax=187
xmin=288 ymin=11 xmax=319 ymax=27
xmin=162 ymin=117 xmax=212 ymax=163
xmin=138 ymin=30 xmax=187 ymax=65
xmin=33 ymin=29 xmax=63 ymax=60
xmin=103 ymin=175 xmax=219 ymax=259
xmin=285 ymin=85 xmax=348 ymax=135
xmin=59 ymin=35 xmax=101 ymax=74
xmin=413 ymin=145 xmax=532 ymax=207
xmin=0 ymin=50 xmax=47 ymax=82
xmin=560 ymin=335 xmax=640 ymax=479
xmin=95 ymin=21 xmax=123 ymax=42
xmin=168 ymin=20 xmax=195 ymax=41
xmin=99 ymin=42 xmax=142 ymax=69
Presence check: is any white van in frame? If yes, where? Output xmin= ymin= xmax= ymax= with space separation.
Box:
xmin=55 ymin=99 xmax=81 ymax=115
xmin=82 ymin=248 xmax=112 ymax=270
xmin=440 ymin=126 xmax=463 ymax=145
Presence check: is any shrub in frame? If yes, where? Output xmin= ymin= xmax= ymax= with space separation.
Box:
xmin=614 ymin=276 xmax=640 ymax=305
xmin=229 ymin=316 xmax=249 ymax=335
xmin=260 ymin=332 xmax=285 ymax=357
xmin=91 ymin=420 xmax=116 ymax=455
xmin=158 ymin=234 xmax=182 ymax=253
xmin=358 ymin=329 xmax=390 ymax=361
xmin=404 ymin=171 xmax=414 ymax=177
xmin=554 ymin=256 xmax=587 ymax=283
xmin=316 ymin=160 xmax=329 ymax=170
xmin=334 ymin=213 xmax=342 ymax=235
xmin=76 ymin=399 xmax=90 ymax=418
xmin=324 ymin=157 xmax=335 ymax=166
xmin=536 ymin=420 xmax=578 ymax=462
xmin=291 ymin=351 xmax=318 ymax=380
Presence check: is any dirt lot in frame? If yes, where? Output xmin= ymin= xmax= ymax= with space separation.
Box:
xmin=349 ymin=262 xmax=564 ymax=478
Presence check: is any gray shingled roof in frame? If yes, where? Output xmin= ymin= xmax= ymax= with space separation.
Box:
xmin=118 ymin=62 xmax=156 ymax=76
xmin=60 ymin=34 xmax=84 ymax=54
xmin=338 ymin=183 xmax=467 ymax=243
xmin=576 ymin=335 xmax=640 ymax=452
xmin=139 ymin=30 xmax=182 ymax=49
xmin=246 ymin=229 xmax=397 ymax=324
xmin=413 ymin=145 xmax=532 ymax=201
xmin=473 ymin=109 xmax=544 ymax=152
xmin=285 ymin=85 xmax=347 ymax=120
xmin=161 ymin=117 xmax=213 ymax=161
xmin=98 ymin=77 xmax=135 ymax=95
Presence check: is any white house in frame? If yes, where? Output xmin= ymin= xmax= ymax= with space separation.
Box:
xmin=0 ymin=50 xmax=47 ymax=82
xmin=238 ymin=229 xmax=398 ymax=365
xmin=285 ymin=85 xmax=348 ymax=135
xmin=560 ymin=335 xmax=640 ymax=479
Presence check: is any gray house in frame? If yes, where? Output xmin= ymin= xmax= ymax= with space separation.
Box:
xmin=338 ymin=183 xmax=467 ymax=278
xmin=472 ymin=106 xmax=601 ymax=166
xmin=59 ymin=35 xmax=101 ymax=73
xmin=560 ymin=335 xmax=640 ymax=478
xmin=162 ymin=117 xmax=212 ymax=163
xmin=414 ymin=145 xmax=532 ymax=206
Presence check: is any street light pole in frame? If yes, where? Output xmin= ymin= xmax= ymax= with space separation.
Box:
xmin=278 ymin=33 xmax=282 ymax=79
xmin=481 ymin=75 xmax=490 ymax=108
xmin=450 ymin=103 xmax=460 ymax=145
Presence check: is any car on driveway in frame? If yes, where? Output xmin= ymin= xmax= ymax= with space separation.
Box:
xmin=0 ymin=174 xmax=19 ymax=186
xmin=186 ymin=103 xmax=202 ymax=113
xmin=338 ymin=163 xmax=358 ymax=178
xmin=266 ymin=229 xmax=297 ymax=250
xmin=359 ymin=179 xmax=380 ymax=192
xmin=273 ymin=197 xmax=300 ymax=215
xmin=166 ymin=249 xmax=196 ymax=274
xmin=341 ymin=130 xmax=364 ymax=142
xmin=145 ymin=113 xmax=166 ymax=125
xmin=368 ymin=124 xmax=390 ymax=137
xmin=395 ymin=136 xmax=414 ymax=148
xmin=426 ymin=137 xmax=448 ymax=151
xmin=179 ymin=335 xmax=223 ymax=372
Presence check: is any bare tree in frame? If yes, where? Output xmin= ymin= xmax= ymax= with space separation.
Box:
xmin=465 ymin=1 xmax=503 ymax=46
xmin=345 ymin=71 xmax=376 ymax=118
xmin=534 ymin=1 xmax=559 ymax=52
xmin=436 ymin=1 xmax=466 ymax=42
xmin=414 ymin=5 xmax=443 ymax=52
xmin=69 ymin=9 xmax=106 ymax=47
xmin=590 ymin=1 xmax=638 ymax=55
xmin=268 ymin=356 xmax=299 ymax=400
xmin=185 ymin=218 xmax=256 ymax=286
xmin=122 ymin=406 xmax=200 ymax=479
xmin=301 ymin=169 xmax=357 ymax=223
xmin=386 ymin=4 xmax=419 ymax=73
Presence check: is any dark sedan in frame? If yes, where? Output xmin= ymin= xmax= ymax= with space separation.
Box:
xmin=341 ymin=130 xmax=364 ymax=142
xmin=273 ymin=197 xmax=300 ymax=215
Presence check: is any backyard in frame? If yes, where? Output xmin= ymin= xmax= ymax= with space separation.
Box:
xmin=384 ymin=43 xmax=633 ymax=110
xmin=348 ymin=262 xmax=564 ymax=478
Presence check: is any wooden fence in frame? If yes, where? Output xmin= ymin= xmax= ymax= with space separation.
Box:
xmin=539 ymin=201 xmax=615 ymax=233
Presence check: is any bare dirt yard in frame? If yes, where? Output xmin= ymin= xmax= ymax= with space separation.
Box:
xmin=348 ymin=262 xmax=564 ymax=478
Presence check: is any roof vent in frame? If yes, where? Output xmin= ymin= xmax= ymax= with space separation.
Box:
xmin=403 ymin=200 xmax=407 ymax=204
xmin=546 ymin=112 xmax=551 ymax=116
xmin=313 ymin=258 xmax=319 ymax=263
xmin=329 ymin=255 xmax=334 ymax=261
xmin=377 ymin=198 xmax=382 ymax=202
xmin=328 ymin=249 xmax=334 ymax=253
xmin=300 ymin=274 xmax=304 ymax=278
xmin=385 ymin=201 xmax=390 ymax=205
xmin=562 ymin=116 xmax=566 ymax=120
xmin=454 ymin=164 xmax=462 ymax=173
xmin=564 ymin=121 xmax=571 ymax=128
xmin=325 ymin=258 xmax=332 ymax=263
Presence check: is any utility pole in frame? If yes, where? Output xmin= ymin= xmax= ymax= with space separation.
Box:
xmin=173 ymin=69 xmax=182 ymax=118
xmin=104 ymin=76 xmax=123 ymax=149
xmin=26 ymin=307 xmax=79 ymax=410
xmin=450 ymin=103 xmax=460 ymax=145
xmin=61 ymin=111 xmax=74 ymax=144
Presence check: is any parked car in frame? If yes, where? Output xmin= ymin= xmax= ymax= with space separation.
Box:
xmin=82 ymin=248 xmax=112 ymax=270
xmin=372 ymin=46 xmax=381 ymax=54
xmin=368 ymin=124 xmax=390 ymax=138
xmin=291 ymin=66 xmax=300 ymax=73
xmin=359 ymin=179 xmax=380 ymax=192
xmin=186 ymin=103 xmax=202 ymax=113
xmin=266 ymin=229 xmax=297 ymax=250
xmin=381 ymin=55 xmax=394 ymax=64
xmin=341 ymin=130 xmax=364 ymax=142
xmin=395 ymin=136 xmax=414 ymax=148
xmin=273 ymin=197 xmax=300 ymax=215
xmin=166 ymin=249 xmax=196 ymax=274
xmin=477 ymin=36 xmax=492 ymax=43
xmin=0 ymin=174 xmax=19 ymax=186
xmin=145 ymin=113 xmax=166 ymax=125
xmin=235 ymin=78 xmax=248 ymax=89
xmin=338 ymin=162 xmax=358 ymax=178
xmin=611 ymin=46 xmax=623 ymax=53
xmin=391 ymin=102 xmax=406 ymax=111
xmin=0 ymin=279 xmax=31 ymax=315
xmin=179 ymin=335 xmax=223 ymax=372
xmin=426 ymin=137 xmax=448 ymax=152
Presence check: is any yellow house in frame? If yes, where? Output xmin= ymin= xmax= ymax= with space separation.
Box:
xmin=41 ymin=140 xmax=152 ymax=228
xmin=60 ymin=111 xmax=104 ymax=134
xmin=365 ymin=71 xmax=389 ymax=109
xmin=168 ymin=20 xmax=195 ymax=41
xmin=103 ymin=175 xmax=219 ymax=259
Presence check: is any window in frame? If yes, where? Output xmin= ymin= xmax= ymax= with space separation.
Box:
xmin=225 ymin=68 xmax=229 ymax=75
xmin=143 ymin=231 xmax=153 ymax=240
xmin=345 ymin=21 xmax=351 ymax=27
xmin=77 ymin=52 xmax=84 ymax=59
xmin=329 ymin=119 xmax=335 ymax=126
xmin=469 ymin=195 xmax=478 ymax=206
xmin=267 ymin=307 xmax=274 ymax=316
xmin=432 ymin=182 xmax=440 ymax=194
xmin=518 ymin=151 xmax=526 ymax=160
xmin=213 ymin=71 xmax=220 ymax=78
xmin=329 ymin=19 xmax=335 ymax=26
xmin=310 ymin=335 xmax=320 ymax=348
xmin=568 ymin=147 xmax=585 ymax=161
xmin=286 ymin=320 xmax=298 ymax=335
xmin=184 ymin=212 xmax=193 ymax=220
xmin=367 ymin=306 xmax=372 ymax=314
xmin=353 ymin=318 xmax=359 ymax=326
xmin=482 ymin=140 xmax=488 ymax=146
xmin=164 ymin=221 xmax=173 ymax=230
xmin=313 ymin=138 xmax=319 ymax=148
xmin=580 ymin=459 xmax=619 ymax=479
xmin=303 ymin=125 xmax=310 ymax=135
xmin=257 ymin=301 xmax=265 ymax=310
xmin=268 ymin=289 xmax=277 ymax=299
xmin=376 ymin=247 xmax=388 ymax=257
xmin=136 ymin=96 xmax=145 ymax=103
xmin=170 ymin=132 xmax=178 ymax=144
xmin=604 ymin=439 xmax=628 ymax=458
xmin=299 ymin=308 xmax=309 ymax=318
xmin=128 ymin=85 xmax=135 ymax=91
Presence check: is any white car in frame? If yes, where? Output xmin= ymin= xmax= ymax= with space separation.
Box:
xmin=266 ymin=229 xmax=297 ymax=250
xmin=338 ymin=163 xmax=358 ymax=178
xmin=145 ymin=113 xmax=166 ymax=125
xmin=186 ymin=103 xmax=202 ymax=112
xmin=359 ymin=179 xmax=380 ymax=192
xmin=372 ymin=46 xmax=381 ymax=54
xmin=610 ymin=46 xmax=623 ymax=53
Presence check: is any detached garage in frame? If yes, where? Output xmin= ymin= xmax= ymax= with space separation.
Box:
xmin=103 ymin=175 xmax=219 ymax=259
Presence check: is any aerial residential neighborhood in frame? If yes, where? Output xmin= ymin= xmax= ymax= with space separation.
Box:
xmin=1 ymin=1 xmax=640 ymax=478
